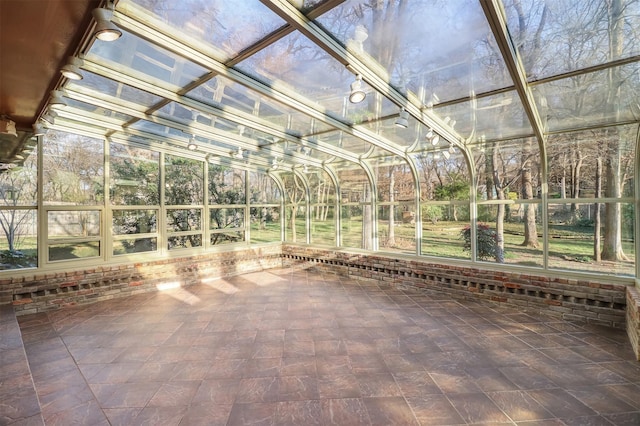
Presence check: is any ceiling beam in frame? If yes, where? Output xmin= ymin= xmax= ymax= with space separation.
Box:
xmin=479 ymin=0 xmax=547 ymax=145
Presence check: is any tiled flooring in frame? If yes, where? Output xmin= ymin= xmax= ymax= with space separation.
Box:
xmin=15 ymin=268 xmax=640 ymax=425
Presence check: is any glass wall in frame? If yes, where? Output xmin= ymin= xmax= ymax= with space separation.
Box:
xmin=0 ymin=135 xmax=37 ymax=269
xmin=209 ymin=165 xmax=246 ymax=246
xmin=308 ymin=169 xmax=336 ymax=246
xmin=416 ymin=147 xmax=471 ymax=260
xmin=249 ymin=171 xmax=281 ymax=243
xmin=473 ymin=138 xmax=543 ymax=267
xmin=281 ymin=171 xmax=307 ymax=243
xmin=111 ymin=143 xmax=159 ymax=255
xmin=3 ymin=124 xmax=638 ymax=282
xmin=44 ymin=132 xmax=104 ymax=263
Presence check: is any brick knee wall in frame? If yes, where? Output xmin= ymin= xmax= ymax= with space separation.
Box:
xmin=281 ymin=245 xmax=628 ymax=330
xmin=2 ymin=245 xmax=283 ymax=315
xmin=627 ymin=286 xmax=640 ymax=361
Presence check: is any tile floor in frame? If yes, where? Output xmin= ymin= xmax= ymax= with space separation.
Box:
xmin=15 ymin=268 xmax=640 ymax=425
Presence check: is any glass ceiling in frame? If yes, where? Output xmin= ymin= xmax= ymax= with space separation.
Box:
xmin=46 ymin=0 xmax=639 ymax=175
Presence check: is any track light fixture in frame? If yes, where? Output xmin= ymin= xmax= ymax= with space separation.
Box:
xmin=349 ymin=74 xmax=366 ymax=104
xmin=42 ymin=111 xmax=58 ymax=125
xmin=187 ymin=135 xmax=197 ymax=151
xmin=32 ymin=122 xmax=47 ymax=136
xmin=60 ymin=57 xmax=84 ymax=80
xmin=49 ymin=91 xmax=67 ymax=109
xmin=271 ymin=158 xmax=280 ymax=170
xmin=232 ymin=147 xmax=244 ymax=160
xmin=395 ymin=108 xmax=409 ymax=129
xmin=425 ymin=128 xmax=440 ymax=146
xmin=93 ymin=8 xmax=122 ymax=41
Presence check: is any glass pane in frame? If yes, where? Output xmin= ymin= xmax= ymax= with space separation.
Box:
xmin=285 ymin=203 xmax=306 ymax=243
xmin=505 ymin=0 xmax=640 ymax=80
xmin=168 ymin=235 xmax=202 ymax=250
xmin=437 ymin=91 xmax=533 ymax=142
xmin=211 ymin=231 xmax=245 ymax=246
xmin=88 ymin=31 xmax=208 ymax=90
xmin=49 ymin=242 xmax=100 ymax=261
xmin=341 ymin=205 xmax=362 ymax=249
xmin=474 ymin=138 xmax=542 ymax=203
xmin=113 ymin=237 xmax=157 ymax=255
xmin=421 ymin=204 xmax=470 ymax=260
xmin=378 ymin=204 xmax=415 ymax=254
xmin=0 ymin=138 xmax=37 ymax=206
xmin=210 ymin=208 xmax=244 ymax=229
xmin=110 ymin=143 xmax=160 ymax=206
xmin=547 ymin=126 xmax=635 ymax=200
xmin=336 ymin=164 xmax=371 ymax=203
xmin=43 ymin=131 xmax=104 ymax=205
xmin=311 ymin=206 xmax=335 ymax=246
xmin=371 ymin=160 xmax=414 ymax=203
xmin=0 ymin=209 xmax=37 ymax=269
xmin=235 ymin=31 xmax=397 ymax=123
xmin=413 ymin=148 xmax=470 ymax=202
xmin=477 ymin=204 xmax=543 ymax=267
xmin=67 ymin=71 xmax=163 ymax=107
xmin=112 ymin=210 xmax=157 ymax=235
xmin=120 ymin=0 xmax=286 ymax=62
xmin=209 ymin=166 xmax=245 ymax=204
xmin=317 ymin=131 xmax=370 ymax=155
xmin=250 ymin=172 xmax=281 ymax=204
xmin=250 ymin=206 xmax=281 ymax=242
xmin=548 ymin=202 xmax=634 ymax=276
xmin=281 ymin=170 xmax=308 ymax=243
xmin=166 ymin=209 xmax=201 ymax=232
xmin=187 ymin=75 xmax=335 ymax=136
xmin=165 ymin=155 xmax=204 ymax=205
xmin=317 ymin=0 xmax=514 ymax=102
xmin=65 ymin=98 xmax=134 ymax=124
xmin=48 ymin=211 xmax=100 ymax=238
xmin=308 ymin=169 xmax=336 ymax=204
xmin=533 ymin=64 xmax=640 ymax=132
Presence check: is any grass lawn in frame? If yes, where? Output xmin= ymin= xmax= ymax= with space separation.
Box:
xmin=0 ymin=220 xmax=634 ymax=276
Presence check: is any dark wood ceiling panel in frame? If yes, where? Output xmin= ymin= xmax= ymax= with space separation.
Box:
xmin=0 ymin=0 xmax=98 ymax=130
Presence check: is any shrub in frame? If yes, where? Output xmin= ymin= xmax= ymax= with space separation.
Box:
xmin=460 ymin=223 xmax=497 ymax=261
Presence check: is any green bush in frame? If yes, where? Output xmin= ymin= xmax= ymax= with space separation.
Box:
xmin=460 ymin=223 xmax=497 ymax=261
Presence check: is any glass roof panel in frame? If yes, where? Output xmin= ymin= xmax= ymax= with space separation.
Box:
xmin=119 ymin=0 xmax=286 ymax=63
xmin=129 ymin=119 xmax=184 ymax=139
xmin=436 ymin=91 xmax=534 ymax=143
xmin=186 ymin=75 xmax=335 ymax=136
xmin=87 ymin=31 xmax=209 ymax=90
xmin=532 ymin=63 xmax=640 ymax=133
xmin=66 ymin=71 xmax=163 ymax=108
xmin=504 ymin=0 xmax=640 ymax=80
xmin=65 ymin=98 xmax=134 ymax=124
xmin=234 ymin=31 xmax=398 ymax=123
xmin=357 ymin=116 xmax=426 ymax=149
xmin=315 ymin=130 xmax=370 ymax=156
xmin=316 ymin=0 xmax=514 ymax=103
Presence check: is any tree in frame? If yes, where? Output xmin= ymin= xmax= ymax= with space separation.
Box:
xmin=600 ymin=0 xmax=629 ymax=261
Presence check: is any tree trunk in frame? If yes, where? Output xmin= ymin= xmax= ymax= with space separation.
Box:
xmin=594 ymin=157 xmax=602 ymax=261
xmin=387 ymin=168 xmax=396 ymax=247
xmin=490 ymin=146 xmax=505 ymax=263
xmin=362 ymin=183 xmax=373 ymax=250
xmin=601 ymin=0 xmax=626 ymax=261
xmin=289 ymin=205 xmax=297 ymax=243
xmin=521 ymin=138 xmax=539 ymax=248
